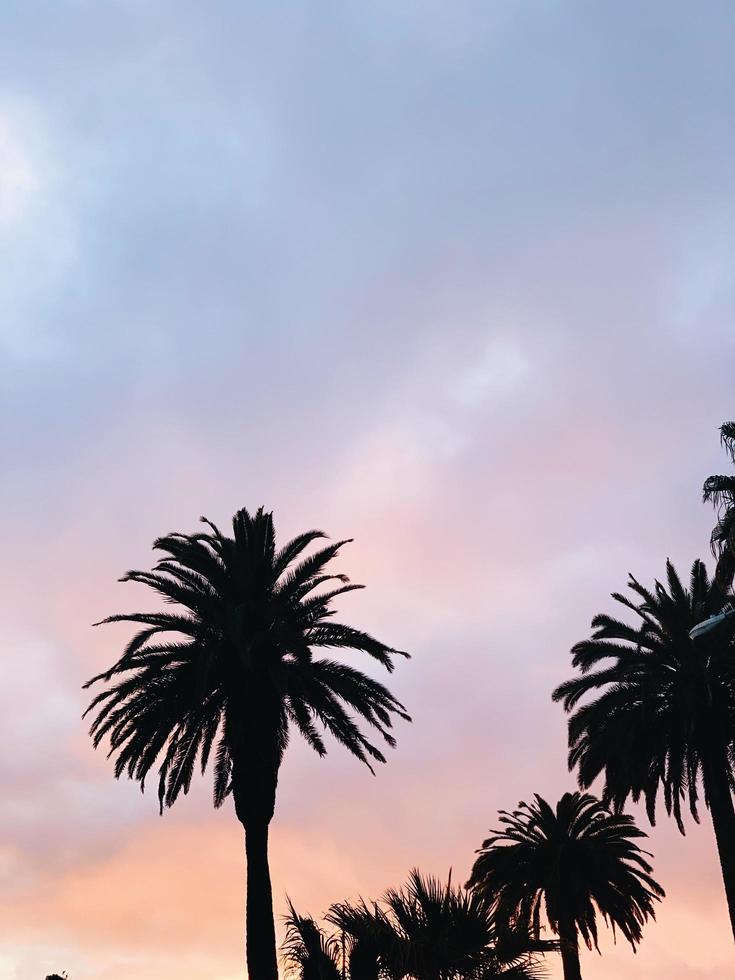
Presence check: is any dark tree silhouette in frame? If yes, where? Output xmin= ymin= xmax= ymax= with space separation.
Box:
xmin=553 ymin=559 xmax=735 ymax=940
xmin=327 ymin=868 xmax=551 ymax=980
xmin=83 ymin=507 xmax=410 ymax=980
xmin=704 ymin=421 xmax=735 ymax=595
xmin=467 ymin=793 xmax=662 ymax=980
xmin=323 ymin=899 xmax=384 ymax=980
xmin=283 ymin=900 xmax=342 ymax=980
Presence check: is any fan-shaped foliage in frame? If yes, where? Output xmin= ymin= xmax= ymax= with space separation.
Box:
xmin=325 ymin=897 xmax=391 ymax=980
xmin=283 ymin=900 xmax=342 ymax=980
xmin=327 ymin=869 xmax=551 ymax=980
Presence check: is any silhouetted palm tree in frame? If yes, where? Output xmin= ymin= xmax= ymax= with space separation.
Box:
xmin=283 ymin=900 xmax=342 ymax=980
xmin=328 ymin=869 xmax=550 ymax=980
xmin=467 ymin=792 xmax=662 ymax=980
xmin=83 ymin=507 xmax=410 ymax=980
xmin=324 ymin=898 xmax=387 ymax=980
xmin=704 ymin=421 xmax=735 ymax=594
xmin=553 ymin=559 xmax=735 ymax=940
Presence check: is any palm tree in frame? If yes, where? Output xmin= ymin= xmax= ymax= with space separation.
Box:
xmin=704 ymin=421 xmax=735 ymax=595
xmin=324 ymin=898 xmax=388 ymax=980
xmin=328 ymin=868 xmax=550 ymax=980
xmin=467 ymin=793 xmax=662 ymax=980
xmin=283 ymin=900 xmax=342 ymax=980
xmin=83 ymin=507 xmax=410 ymax=980
xmin=553 ymin=559 xmax=735 ymax=940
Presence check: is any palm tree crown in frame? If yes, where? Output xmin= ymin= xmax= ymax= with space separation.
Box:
xmin=283 ymin=900 xmax=342 ymax=980
xmin=327 ymin=869 xmax=551 ymax=980
xmin=466 ymin=793 xmax=662 ymax=956
xmin=703 ymin=421 xmax=735 ymax=594
xmin=552 ymin=560 xmax=735 ymax=831
xmin=83 ymin=507 xmax=410 ymax=819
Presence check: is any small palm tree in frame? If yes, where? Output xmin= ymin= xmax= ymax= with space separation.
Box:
xmin=703 ymin=421 xmax=735 ymax=594
xmin=83 ymin=507 xmax=410 ymax=980
xmin=328 ymin=868 xmax=550 ymax=980
xmin=467 ymin=793 xmax=662 ymax=980
xmin=324 ymin=899 xmax=388 ymax=980
xmin=553 ymin=559 xmax=735 ymax=940
xmin=283 ymin=900 xmax=342 ymax=980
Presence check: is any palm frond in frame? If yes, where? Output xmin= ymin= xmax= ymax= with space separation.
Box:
xmin=83 ymin=507 xmax=410 ymax=819
xmin=468 ymin=792 xmax=662 ymax=957
xmin=554 ymin=558 xmax=735 ymax=836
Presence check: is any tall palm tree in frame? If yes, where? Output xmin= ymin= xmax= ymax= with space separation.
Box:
xmin=328 ymin=869 xmax=550 ymax=980
xmin=467 ymin=793 xmax=662 ymax=980
xmin=83 ymin=507 xmax=410 ymax=980
xmin=704 ymin=421 xmax=735 ymax=595
xmin=553 ymin=559 xmax=735 ymax=939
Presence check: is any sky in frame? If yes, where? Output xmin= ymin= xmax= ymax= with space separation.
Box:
xmin=1 ymin=2 xmax=734 ymax=978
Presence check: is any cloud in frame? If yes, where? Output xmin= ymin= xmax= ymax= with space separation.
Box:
xmin=457 ymin=336 xmax=532 ymax=407
xmin=1 ymin=1 xmax=733 ymax=977
xmin=0 ymin=107 xmax=38 ymax=227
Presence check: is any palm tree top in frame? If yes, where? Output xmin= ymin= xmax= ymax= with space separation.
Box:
xmin=467 ymin=791 xmax=664 ymax=954
xmin=328 ymin=867 xmax=554 ymax=980
xmin=703 ymin=423 xmax=735 ymax=501
xmin=83 ymin=506 xmax=410 ymax=816
xmin=553 ymin=558 xmax=734 ymax=831
xmin=703 ymin=421 xmax=735 ymax=562
xmin=283 ymin=899 xmax=342 ymax=980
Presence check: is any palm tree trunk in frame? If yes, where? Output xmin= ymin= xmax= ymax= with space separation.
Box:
xmin=230 ymin=709 xmax=281 ymax=979
xmin=558 ymin=920 xmax=582 ymax=980
xmin=244 ymin=818 xmax=279 ymax=980
xmin=705 ymin=754 xmax=735 ymax=942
